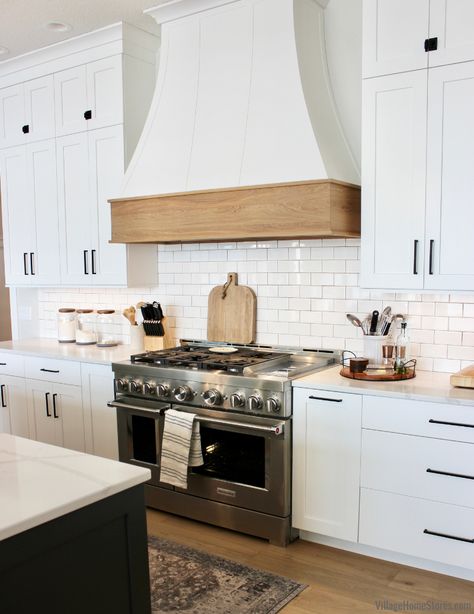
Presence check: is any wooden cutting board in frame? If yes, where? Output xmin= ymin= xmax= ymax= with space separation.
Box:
xmin=207 ymin=273 xmax=256 ymax=344
xmin=451 ymin=365 xmax=474 ymax=389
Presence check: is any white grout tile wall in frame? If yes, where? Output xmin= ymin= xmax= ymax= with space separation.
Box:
xmin=37 ymin=239 xmax=474 ymax=373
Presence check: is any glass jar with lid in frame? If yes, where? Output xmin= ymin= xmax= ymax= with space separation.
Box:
xmin=57 ymin=308 xmax=76 ymax=343
xmin=96 ymin=310 xmax=118 ymax=347
xmin=75 ymin=309 xmax=97 ymax=345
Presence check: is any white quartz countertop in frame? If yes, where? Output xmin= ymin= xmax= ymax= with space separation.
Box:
xmin=0 ymin=434 xmax=150 ymax=541
xmin=0 ymin=338 xmax=132 ymax=365
xmin=293 ymin=365 xmax=474 ymax=407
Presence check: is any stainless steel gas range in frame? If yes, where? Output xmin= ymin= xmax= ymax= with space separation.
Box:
xmin=109 ymin=340 xmax=339 ymax=546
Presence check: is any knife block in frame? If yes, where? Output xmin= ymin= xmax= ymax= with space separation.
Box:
xmin=143 ymin=317 xmax=174 ymax=351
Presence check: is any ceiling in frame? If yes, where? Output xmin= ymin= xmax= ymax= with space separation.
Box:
xmin=0 ymin=0 xmax=169 ymax=61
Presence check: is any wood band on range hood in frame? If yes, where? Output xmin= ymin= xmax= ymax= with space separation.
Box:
xmin=109 ymin=179 xmax=360 ymax=244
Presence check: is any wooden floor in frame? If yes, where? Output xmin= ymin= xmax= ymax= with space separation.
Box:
xmin=147 ymin=510 xmax=474 ymax=613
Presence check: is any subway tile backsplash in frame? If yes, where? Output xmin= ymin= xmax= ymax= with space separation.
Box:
xmin=38 ymin=239 xmax=474 ymax=373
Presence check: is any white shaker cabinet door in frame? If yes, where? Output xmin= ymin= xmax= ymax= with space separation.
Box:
xmin=27 ymin=139 xmax=61 ymax=285
xmin=0 ymin=375 xmax=29 ymax=437
xmin=53 ymin=383 xmax=85 ymax=453
xmin=23 ymin=75 xmax=55 ymax=143
xmin=57 ymin=132 xmax=93 ymax=285
xmin=54 ymin=65 xmax=88 ymax=137
xmin=425 ymin=61 xmax=474 ymax=291
xmin=88 ymin=125 xmax=126 ymax=286
xmin=361 ymin=70 xmax=428 ymax=289
xmin=0 ymin=146 xmax=33 ymax=285
xmin=292 ymin=388 xmax=362 ymax=542
xmin=429 ymin=0 xmax=474 ymax=67
xmin=363 ymin=0 xmax=429 ymax=78
xmin=28 ymin=380 xmax=58 ymax=447
xmin=86 ymin=56 xmax=123 ymax=131
xmin=0 ymin=84 xmax=25 ymax=148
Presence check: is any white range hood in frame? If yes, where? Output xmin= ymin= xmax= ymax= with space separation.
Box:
xmin=120 ymin=0 xmax=359 ymax=199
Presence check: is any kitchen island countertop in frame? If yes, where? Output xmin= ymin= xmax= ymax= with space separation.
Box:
xmin=0 ymin=434 xmax=150 ymax=541
xmin=0 ymin=338 xmax=132 ymax=365
xmin=293 ymin=366 xmax=474 ymax=407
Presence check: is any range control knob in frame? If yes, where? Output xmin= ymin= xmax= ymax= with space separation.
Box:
xmin=230 ymin=393 xmax=245 ymax=409
xmin=116 ymin=378 xmax=128 ymax=392
xmin=129 ymin=380 xmax=143 ymax=394
xmin=248 ymin=395 xmax=263 ymax=411
xmin=157 ymin=384 xmax=171 ymax=398
xmin=266 ymin=397 xmax=281 ymax=413
xmin=173 ymin=385 xmax=193 ymax=402
xmin=143 ymin=382 xmax=156 ymax=395
xmin=202 ymin=389 xmax=223 ymax=407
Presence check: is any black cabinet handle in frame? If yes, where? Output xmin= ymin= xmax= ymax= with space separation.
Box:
xmin=413 ymin=240 xmax=419 ymax=275
xmin=1 ymin=385 xmax=6 ymax=408
xmin=424 ymin=37 xmax=438 ymax=52
xmin=429 ymin=240 xmax=434 ymax=275
xmin=91 ymin=249 xmax=97 ymax=275
xmin=23 ymin=253 xmax=29 ymax=275
xmin=22 ymin=124 xmax=29 ymax=134
xmin=30 ymin=252 xmax=35 ymax=275
xmin=83 ymin=250 xmax=89 ymax=275
xmin=427 ymin=468 xmax=474 ymax=481
xmin=52 ymin=393 xmax=58 ymax=419
xmin=84 ymin=110 xmax=92 ymax=120
xmin=424 ymin=529 xmax=473 ymax=544
xmin=45 ymin=392 xmax=51 ymax=417
xmin=40 ymin=368 xmax=60 ymax=374
xmin=0 ymin=362 xmax=6 ymax=366
xmin=309 ymin=396 xmax=343 ymax=403
xmin=429 ymin=418 xmax=474 ymax=429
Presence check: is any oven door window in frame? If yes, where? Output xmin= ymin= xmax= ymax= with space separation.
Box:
xmin=191 ymin=426 xmax=265 ymax=488
xmin=130 ymin=414 xmax=158 ymax=465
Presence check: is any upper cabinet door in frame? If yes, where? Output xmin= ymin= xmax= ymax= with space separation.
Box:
xmin=56 ymin=132 xmax=92 ymax=285
xmin=429 ymin=0 xmax=474 ymax=67
xmin=54 ymin=66 xmax=88 ymax=136
xmin=0 ymin=146 xmax=34 ymax=285
xmin=23 ymin=76 xmax=55 ymax=143
xmin=425 ymin=61 xmax=474 ymax=291
xmin=361 ymin=71 xmax=428 ymax=289
xmin=86 ymin=56 xmax=123 ymax=131
xmin=0 ymin=84 xmax=26 ymax=148
xmin=363 ymin=0 xmax=430 ymax=78
xmin=88 ymin=125 xmax=126 ymax=286
xmin=27 ymin=139 xmax=61 ymax=285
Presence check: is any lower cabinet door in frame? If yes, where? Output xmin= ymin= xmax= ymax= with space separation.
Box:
xmin=27 ymin=380 xmax=85 ymax=451
xmin=360 ymin=488 xmax=474 ymax=570
xmin=0 ymin=375 xmax=29 ymax=437
xmin=292 ymin=388 xmax=362 ymax=541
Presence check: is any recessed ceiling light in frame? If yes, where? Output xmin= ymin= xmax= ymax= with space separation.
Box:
xmin=45 ymin=21 xmax=72 ymax=33
xmin=0 ymin=46 xmax=9 ymax=56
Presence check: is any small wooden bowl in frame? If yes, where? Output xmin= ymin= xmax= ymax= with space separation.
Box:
xmin=349 ymin=358 xmax=369 ymax=373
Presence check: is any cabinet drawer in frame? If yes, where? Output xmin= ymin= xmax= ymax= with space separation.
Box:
xmin=360 ymin=489 xmax=474 ymax=570
xmin=25 ymin=357 xmax=81 ymax=386
xmin=0 ymin=353 xmax=25 ymax=377
xmin=363 ymin=395 xmax=474 ymax=444
xmin=361 ymin=429 xmax=474 ymax=508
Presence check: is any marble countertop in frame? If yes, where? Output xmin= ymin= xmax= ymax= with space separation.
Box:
xmin=0 ymin=338 xmax=132 ymax=365
xmin=0 ymin=434 xmax=150 ymax=541
xmin=293 ymin=365 xmax=474 ymax=407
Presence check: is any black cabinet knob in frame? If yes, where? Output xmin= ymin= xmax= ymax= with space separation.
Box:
xmin=84 ymin=110 xmax=92 ymax=120
xmin=22 ymin=125 xmax=29 ymax=134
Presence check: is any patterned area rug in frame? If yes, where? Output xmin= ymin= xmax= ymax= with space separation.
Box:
xmin=148 ymin=536 xmax=307 ymax=613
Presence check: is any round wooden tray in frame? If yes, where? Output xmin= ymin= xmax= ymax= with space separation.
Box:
xmin=340 ymin=367 xmax=416 ymax=382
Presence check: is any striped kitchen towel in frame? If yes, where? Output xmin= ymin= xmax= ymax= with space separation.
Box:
xmin=160 ymin=409 xmax=204 ymax=488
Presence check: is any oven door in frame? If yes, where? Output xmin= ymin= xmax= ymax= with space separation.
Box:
xmin=171 ymin=405 xmax=291 ymax=517
xmin=110 ymin=397 xmax=173 ymax=489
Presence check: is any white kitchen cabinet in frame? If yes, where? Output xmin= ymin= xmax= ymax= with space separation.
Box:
xmin=0 ymin=139 xmax=60 ymax=286
xmin=0 ymin=76 xmax=55 ymax=149
xmin=363 ymin=0 xmax=474 ymax=78
xmin=361 ymin=70 xmax=428 ymax=289
xmin=81 ymin=363 xmax=118 ymax=460
xmin=0 ymin=375 xmax=28 ymax=437
xmin=27 ymin=379 xmax=85 ymax=452
xmin=424 ymin=61 xmax=474 ymax=290
xmin=292 ymin=388 xmax=362 ymax=542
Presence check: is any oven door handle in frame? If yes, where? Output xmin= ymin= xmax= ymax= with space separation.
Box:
xmin=107 ymin=400 xmax=165 ymax=415
xmin=172 ymin=412 xmax=285 ymax=436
